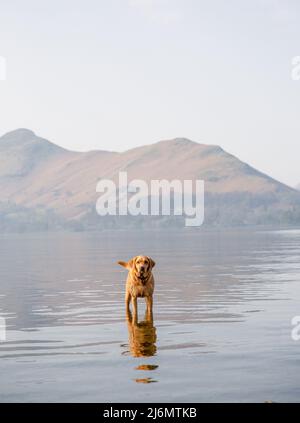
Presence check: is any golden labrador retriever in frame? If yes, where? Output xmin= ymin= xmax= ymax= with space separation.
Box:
xmin=118 ymin=255 xmax=155 ymax=323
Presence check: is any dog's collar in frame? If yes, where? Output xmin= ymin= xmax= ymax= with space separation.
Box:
xmin=137 ymin=274 xmax=149 ymax=285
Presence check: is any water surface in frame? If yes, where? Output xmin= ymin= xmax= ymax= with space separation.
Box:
xmin=0 ymin=229 xmax=300 ymax=402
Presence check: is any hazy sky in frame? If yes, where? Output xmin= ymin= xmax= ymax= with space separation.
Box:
xmin=0 ymin=0 xmax=299 ymax=186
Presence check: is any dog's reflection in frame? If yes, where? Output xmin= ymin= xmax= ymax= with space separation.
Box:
xmin=125 ymin=309 xmax=157 ymax=358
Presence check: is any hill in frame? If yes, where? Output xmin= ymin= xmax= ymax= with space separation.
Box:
xmin=0 ymin=129 xmax=299 ymax=231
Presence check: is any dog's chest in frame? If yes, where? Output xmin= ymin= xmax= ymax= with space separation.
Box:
xmin=134 ymin=285 xmax=146 ymax=297
xmin=127 ymin=276 xmax=154 ymax=298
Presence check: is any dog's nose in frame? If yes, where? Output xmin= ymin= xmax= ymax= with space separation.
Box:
xmin=140 ymin=266 xmax=145 ymax=272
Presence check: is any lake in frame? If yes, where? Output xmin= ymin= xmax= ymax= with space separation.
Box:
xmin=0 ymin=228 xmax=300 ymax=402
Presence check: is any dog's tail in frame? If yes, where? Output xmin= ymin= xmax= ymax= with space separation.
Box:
xmin=118 ymin=261 xmax=128 ymax=268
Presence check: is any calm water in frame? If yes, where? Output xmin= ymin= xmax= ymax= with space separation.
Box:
xmin=0 ymin=229 xmax=300 ymax=402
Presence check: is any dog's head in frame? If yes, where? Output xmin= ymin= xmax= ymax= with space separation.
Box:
xmin=118 ymin=255 xmax=155 ymax=278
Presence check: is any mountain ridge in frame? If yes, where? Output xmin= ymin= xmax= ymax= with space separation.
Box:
xmin=0 ymin=129 xmax=295 ymax=192
xmin=0 ymin=128 xmax=299 ymax=231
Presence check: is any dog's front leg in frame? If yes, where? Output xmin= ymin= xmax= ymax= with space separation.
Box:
xmin=145 ymin=296 xmax=153 ymax=320
xmin=125 ymin=292 xmax=131 ymax=313
xmin=126 ymin=307 xmax=132 ymax=323
xmin=132 ymin=296 xmax=138 ymax=325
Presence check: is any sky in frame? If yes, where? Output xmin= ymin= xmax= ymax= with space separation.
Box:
xmin=0 ymin=0 xmax=299 ymax=186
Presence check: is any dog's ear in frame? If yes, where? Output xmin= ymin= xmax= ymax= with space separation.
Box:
xmin=118 ymin=258 xmax=136 ymax=270
xmin=149 ymin=257 xmax=155 ymax=268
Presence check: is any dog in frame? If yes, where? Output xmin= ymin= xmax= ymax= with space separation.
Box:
xmin=118 ymin=255 xmax=155 ymax=323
